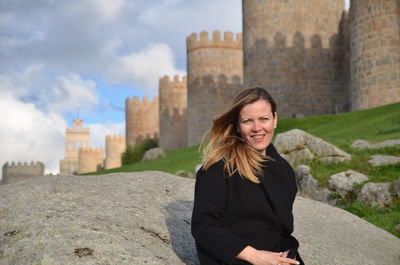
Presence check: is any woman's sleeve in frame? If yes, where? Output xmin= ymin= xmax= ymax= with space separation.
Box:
xmin=191 ymin=162 xmax=247 ymax=264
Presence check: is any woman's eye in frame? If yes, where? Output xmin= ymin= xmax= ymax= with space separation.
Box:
xmin=242 ymin=120 xmax=250 ymax=124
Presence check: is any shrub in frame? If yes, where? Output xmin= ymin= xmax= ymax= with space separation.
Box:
xmin=121 ymin=139 xmax=158 ymax=165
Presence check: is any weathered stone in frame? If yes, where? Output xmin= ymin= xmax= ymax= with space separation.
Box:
xmin=0 ymin=173 xmax=399 ymax=265
xmin=142 ymin=147 xmax=167 ymax=161
xmin=351 ymin=139 xmax=400 ymax=150
xmin=392 ymin=178 xmax=400 ymax=198
xmin=176 ymin=170 xmax=195 ymax=179
xmin=328 ymin=170 xmax=369 ymax=196
xmin=274 ymin=129 xmax=351 ymax=164
xmin=357 ymin=182 xmax=393 ymax=207
xmin=368 ymin=155 xmax=400 ymax=166
xmin=295 ymin=165 xmax=335 ymax=205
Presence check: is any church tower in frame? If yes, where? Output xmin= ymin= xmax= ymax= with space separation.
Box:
xmin=59 ymin=119 xmax=91 ymax=175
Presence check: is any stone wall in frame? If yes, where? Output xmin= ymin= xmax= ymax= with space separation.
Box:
xmin=186 ymin=31 xmax=243 ymax=146
xmin=78 ymin=147 xmax=104 ymax=174
xmin=349 ymin=0 xmax=400 ymax=110
xmin=1 ymin=161 xmax=44 ymax=185
xmin=159 ymin=75 xmax=188 ymax=150
xmin=105 ymin=134 xmax=125 ymax=170
xmin=125 ymin=96 xmax=159 ymax=147
xmin=242 ymin=0 xmax=348 ymax=117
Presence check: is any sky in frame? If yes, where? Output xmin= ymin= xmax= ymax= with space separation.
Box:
xmin=0 ymin=0 xmax=349 ymax=177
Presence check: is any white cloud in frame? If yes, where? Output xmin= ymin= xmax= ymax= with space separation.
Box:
xmin=0 ymin=90 xmax=66 ymax=178
xmin=87 ymin=0 xmax=125 ymax=22
xmin=109 ymin=43 xmax=185 ymax=94
xmin=88 ymin=122 xmax=125 ymax=149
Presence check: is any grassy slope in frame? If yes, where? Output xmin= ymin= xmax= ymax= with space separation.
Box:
xmin=88 ymin=102 xmax=400 ymax=237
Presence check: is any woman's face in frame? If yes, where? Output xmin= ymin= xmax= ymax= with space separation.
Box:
xmin=238 ymin=99 xmax=277 ymax=156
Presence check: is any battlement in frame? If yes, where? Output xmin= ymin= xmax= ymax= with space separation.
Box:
xmin=106 ymin=134 xmax=125 ymax=142
xmin=125 ymin=96 xmax=159 ymax=105
xmin=6 ymin=161 xmax=44 ymax=167
xmin=187 ymin=31 xmax=243 ymax=52
xmin=160 ymin=75 xmax=187 ymax=86
xmin=79 ymin=147 xmax=104 ymax=155
xmin=2 ymin=161 xmax=45 ymax=185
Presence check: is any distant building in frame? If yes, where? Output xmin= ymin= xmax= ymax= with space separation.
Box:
xmin=2 ymin=161 xmax=45 ymax=185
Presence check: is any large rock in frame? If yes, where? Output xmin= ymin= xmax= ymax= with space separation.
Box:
xmin=295 ymin=165 xmax=335 ymax=205
xmin=0 ymin=172 xmax=399 ymax=265
xmin=357 ymin=182 xmax=393 ymax=207
xmin=351 ymin=139 xmax=400 ymax=150
xmin=142 ymin=147 xmax=167 ymax=161
xmin=328 ymin=170 xmax=369 ymax=196
xmin=274 ymin=129 xmax=351 ymax=164
xmin=368 ymin=155 xmax=400 ymax=166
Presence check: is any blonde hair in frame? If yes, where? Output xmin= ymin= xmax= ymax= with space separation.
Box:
xmin=201 ymin=87 xmax=277 ymax=183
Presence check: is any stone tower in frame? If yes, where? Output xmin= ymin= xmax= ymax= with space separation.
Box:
xmin=2 ymin=161 xmax=45 ymax=185
xmin=243 ymin=0 xmax=348 ymax=117
xmin=78 ymin=147 xmax=104 ymax=174
xmin=349 ymin=0 xmax=400 ymax=110
xmin=125 ymin=96 xmax=159 ymax=147
xmin=186 ymin=30 xmax=243 ymax=146
xmin=159 ymin=75 xmax=188 ymax=149
xmin=105 ymin=134 xmax=125 ymax=169
xmin=60 ymin=119 xmax=90 ymax=175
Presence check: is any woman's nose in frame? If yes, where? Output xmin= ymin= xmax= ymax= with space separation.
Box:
xmin=252 ymin=121 xmax=261 ymax=131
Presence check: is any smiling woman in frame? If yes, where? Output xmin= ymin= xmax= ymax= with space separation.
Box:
xmin=191 ymin=87 xmax=304 ymax=265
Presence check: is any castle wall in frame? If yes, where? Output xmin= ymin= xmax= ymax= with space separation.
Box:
xmin=78 ymin=147 xmax=104 ymax=174
xmin=349 ymin=0 xmax=400 ymax=110
xmin=159 ymin=75 xmax=188 ymax=149
xmin=105 ymin=134 xmax=125 ymax=170
xmin=243 ymin=0 xmax=349 ymax=117
xmin=186 ymin=31 xmax=243 ymax=146
xmin=2 ymin=161 xmax=45 ymax=185
xmin=125 ymin=96 xmax=159 ymax=147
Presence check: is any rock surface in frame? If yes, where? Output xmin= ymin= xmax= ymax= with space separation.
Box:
xmin=295 ymin=165 xmax=335 ymax=204
xmin=273 ymin=129 xmax=351 ymax=164
xmin=357 ymin=182 xmax=393 ymax=207
xmin=351 ymin=139 xmax=400 ymax=150
xmin=142 ymin=148 xmax=167 ymax=161
xmin=368 ymin=154 xmax=400 ymax=166
xmin=328 ymin=170 xmax=369 ymax=196
xmin=1 ymin=172 xmax=399 ymax=265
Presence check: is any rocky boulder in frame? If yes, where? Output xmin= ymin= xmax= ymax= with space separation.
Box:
xmin=357 ymin=182 xmax=393 ymax=207
xmin=1 ymin=172 xmax=399 ymax=265
xmin=274 ymin=129 xmax=351 ymax=164
xmin=351 ymin=139 xmax=400 ymax=150
xmin=295 ymin=165 xmax=336 ymax=205
xmin=368 ymin=155 xmax=400 ymax=166
xmin=142 ymin=147 xmax=167 ymax=161
xmin=328 ymin=170 xmax=369 ymax=197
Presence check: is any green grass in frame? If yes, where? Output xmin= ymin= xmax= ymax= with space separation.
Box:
xmin=85 ymin=102 xmax=400 ymax=237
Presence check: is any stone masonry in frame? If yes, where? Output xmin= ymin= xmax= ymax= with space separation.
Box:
xmin=125 ymin=96 xmax=159 ymax=147
xmin=60 ymin=119 xmax=90 ymax=175
xmin=159 ymin=75 xmax=188 ymax=150
xmin=186 ymin=31 xmax=243 ymax=146
xmin=78 ymin=147 xmax=104 ymax=174
xmin=1 ymin=161 xmax=45 ymax=185
xmin=243 ymin=0 xmax=349 ymax=117
xmin=105 ymin=134 xmax=125 ymax=170
xmin=349 ymin=0 xmax=400 ymax=110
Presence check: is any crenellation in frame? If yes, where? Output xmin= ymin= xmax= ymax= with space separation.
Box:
xmin=2 ymin=161 xmax=45 ymax=185
xmin=187 ymin=31 xmax=243 ymax=52
xmin=105 ymin=134 xmax=125 ymax=170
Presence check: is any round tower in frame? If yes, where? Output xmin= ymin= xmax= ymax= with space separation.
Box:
xmin=78 ymin=147 xmax=104 ymax=174
xmin=243 ymin=0 xmax=347 ymax=117
xmin=125 ymin=96 xmax=159 ymax=147
xmin=186 ymin=30 xmax=243 ymax=146
xmin=105 ymin=134 xmax=125 ymax=170
xmin=159 ymin=75 xmax=187 ymax=149
xmin=349 ymin=0 xmax=400 ymax=110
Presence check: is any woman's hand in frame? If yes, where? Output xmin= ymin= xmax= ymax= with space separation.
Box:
xmin=237 ymin=246 xmax=299 ymax=265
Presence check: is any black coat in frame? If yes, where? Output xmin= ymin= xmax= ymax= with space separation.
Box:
xmin=191 ymin=144 xmax=303 ymax=265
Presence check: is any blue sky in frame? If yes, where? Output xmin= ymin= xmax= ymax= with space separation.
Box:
xmin=0 ymin=0 xmax=349 ymax=175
